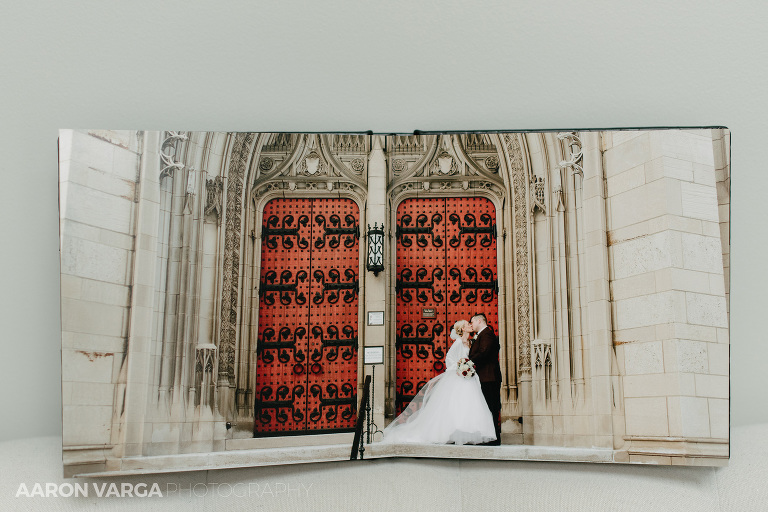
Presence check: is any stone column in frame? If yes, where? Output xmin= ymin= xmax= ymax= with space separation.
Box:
xmin=604 ymin=130 xmax=729 ymax=464
xmin=580 ymin=131 xmax=616 ymax=450
xmin=363 ymin=135 xmax=387 ymax=438
xmin=121 ymin=131 xmax=163 ymax=459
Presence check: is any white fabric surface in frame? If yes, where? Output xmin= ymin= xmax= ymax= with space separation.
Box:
xmin=0 ymin=424 xmax=765 ymax=511
xmin=380 ymin=339 xmax=496 ymax=445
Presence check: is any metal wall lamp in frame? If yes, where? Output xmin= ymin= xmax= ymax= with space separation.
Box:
xmin=366 ymin=223 xmax=385 ymax=276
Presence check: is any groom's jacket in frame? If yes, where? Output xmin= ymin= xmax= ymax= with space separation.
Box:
xmin=468 ymin=325 xmax=502 ymax=383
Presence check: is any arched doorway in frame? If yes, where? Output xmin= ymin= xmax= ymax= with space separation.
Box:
xmin=253 ymin=197 xmax=360 ymax=436
xmin=394 ymin=197 xmax=499 ymax=414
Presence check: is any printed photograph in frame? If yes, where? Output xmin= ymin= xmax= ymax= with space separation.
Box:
xmin=59 ymin=128 xmax=730 ymax=476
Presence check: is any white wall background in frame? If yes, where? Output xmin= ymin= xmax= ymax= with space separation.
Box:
xmin=0 ymin=1 xmax=764 ymax=445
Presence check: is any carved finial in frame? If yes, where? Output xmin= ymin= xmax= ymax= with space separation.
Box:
xmin=159 ymin=131 xmax=188 ymax=180
xmin=557 ymin=132 xmax=584 ymax=177
xmin=205 ymin=175 xmax=224 ymax=221
xmin=531 ymin=175 xmax=546 ymax=214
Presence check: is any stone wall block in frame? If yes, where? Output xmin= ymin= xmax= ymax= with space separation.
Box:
xmin=625 ymin=397 xmax=669 ymax=436
xmin=61 ymin=348 xmax=115 ymax=384
xmin=681 ymin=182 xmax=719 ymax=222
xmin=675 ymin=339 xmax=709 ymax=373
xmin=610 ymin=130 xmax=644 ymax=146
xmin=615 ymin=291 xmax=675 ymax=330
xmin=708 ymin=398 xmax=729 ymax=439
xmin=606 ymin=164 xmax=646 ymax=196
xmin=623 ymin=341 xmax=664 ymax=375
xmin=694 ymin=374 xmax=729 ymax=399
xmin=62 ymin=405 xmax=112 ymax=445
xmin=61 ymin=298 xmax=127 ymax=338
xmin=649 ymin=130 xmax=716 ymax=166
xmin=707 ymin=343 xmax=729 ymax=376
xmin=685 ymin=293 xmax=728 ymax=328
xmin=66 ymin=130 xmax=115 ymax=172
xmin=61 ymin=182 xmax=134 ymax=234
xmin=603 ymin=132 xmax=651 ymax=178
xmin=692 ymin=163 xmax=716 ymax=186
xmin=645 ymin=156 xmax=694 ymax=183
xmin=611 ymin=231 xmax=672 ymax=280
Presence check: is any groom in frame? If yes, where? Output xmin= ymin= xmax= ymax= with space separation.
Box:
xmin=468 ymin=313 xmax=502 ymax=446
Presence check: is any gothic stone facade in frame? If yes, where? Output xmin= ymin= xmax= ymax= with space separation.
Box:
xmin=59 ymin=129 xmax=730 ymax=475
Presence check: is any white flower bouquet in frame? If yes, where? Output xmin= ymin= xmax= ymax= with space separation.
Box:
xmin=456 ymin=357 xmax=476 ymax=379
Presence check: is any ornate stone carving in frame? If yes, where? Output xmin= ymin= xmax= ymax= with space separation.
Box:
xmin=219 ymin=132 xmax=255 ymax=382
xmin=195 ymin=344 xmax=217 ymax=407
xmin=252 ymin=134 xmax=367 ymax=196
xmin=184 ymin=183 xmax=195 ymax=214
xmin=485 ymin=155 xmax=500 ymax=172
xmin=557 ymin=132 xmax=584 ymax=176
xmin=332 ymin=134 xmax=366 ymax=153
xmin=553 ymin=186 xmax=566 ymax=212
xmin=388 ymin=134 xmax=505 ymax=207
xmin=531 ymin=175 xmax=546 ymax=214
xmin=262 ymin=133 xmax=293 ymax=152
xmin=252 ymin=179 xmax=359 ymax=198
xmin=433 ymin=151 xmax=458 ymax=175
xmin=391 ymin=135 xmax=425 ymax=153
xmin=300 ymin=150 xmax=327 ymax=176
xmin=532 ymin=339 xmax=552 ymax=369
xmin=531 ymin=339 xmax=553 ymax=401
xmin=205 ymin=176 xmax=224 ymax=220
xmin=259 ymin=157 xmax=274 ymax=171
xmin=504 ymin=133 xmax=532 ymax=371
xmin=465 ymin=133 xmax=496 ymax=152
xmin=477 ymin=181 xmax=494 ymax=190
xmin=392 ymin=159 xmax=407 ymax=173
xmin=159 ymin=131 xmax=188 ymax=180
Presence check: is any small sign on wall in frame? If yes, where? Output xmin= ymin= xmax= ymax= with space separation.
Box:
xmin=364 ymin=346 xmax=384 ymax=365
xmin=367 ymin=311 xmax=384 ymax=325
xmin=422 ymin=308 xmax=436 ymax=318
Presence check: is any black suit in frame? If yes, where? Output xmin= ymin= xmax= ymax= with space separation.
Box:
xmin=468 ymin=325 xmax=502 ymax=445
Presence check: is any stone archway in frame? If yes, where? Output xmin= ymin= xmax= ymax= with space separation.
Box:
xmin=217 ymin=133 xmax=370 ymax=436
xmin=384 ymin=133 xmax=528 ymax=432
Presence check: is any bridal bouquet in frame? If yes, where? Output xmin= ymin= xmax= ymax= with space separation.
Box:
xmin=456 ymin=358 xmax=476 ymax=379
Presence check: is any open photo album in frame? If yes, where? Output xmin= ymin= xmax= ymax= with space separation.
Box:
xmin=58 ymin=128 xmax=730 ymax=476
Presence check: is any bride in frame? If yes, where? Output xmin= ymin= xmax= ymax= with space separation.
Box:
xmin=380 ymin=320 xmax=497 ymax=445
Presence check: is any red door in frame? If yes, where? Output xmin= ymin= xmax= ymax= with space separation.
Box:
xmin=254 ymin=198 xmax=359 ymax=436
xmin=395 ymin=197 xmax=498 ymax=414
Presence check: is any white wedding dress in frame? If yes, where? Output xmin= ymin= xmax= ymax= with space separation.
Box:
xmin=380 ymin=334 xmax=497 ymax=445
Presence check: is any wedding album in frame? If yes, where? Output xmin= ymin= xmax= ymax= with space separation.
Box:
xmin=59 ymin=128 xmax=730 ymax=476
